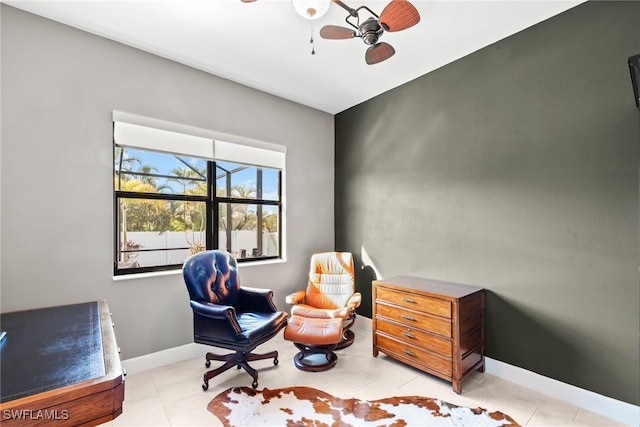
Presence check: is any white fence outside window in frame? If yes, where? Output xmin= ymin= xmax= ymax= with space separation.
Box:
xmin=124 ymin=230 xmax=278 ymax=267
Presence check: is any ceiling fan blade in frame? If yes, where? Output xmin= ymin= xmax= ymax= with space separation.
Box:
xmin=379 ymin=0 xmax=421 ymax=32
xmin=365 ymin=42 xmax=395 ymax=65
xmin=320 ymin=25 xmax=356 ymax=40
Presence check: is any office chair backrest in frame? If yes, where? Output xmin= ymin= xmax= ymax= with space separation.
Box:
xmin=183 ymin=250 xmax=240 ymax=307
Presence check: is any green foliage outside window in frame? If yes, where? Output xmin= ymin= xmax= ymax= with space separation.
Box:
xmin=114 ymin=146 xmax=281 ymax=274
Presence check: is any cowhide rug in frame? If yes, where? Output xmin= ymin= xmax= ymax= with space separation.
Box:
xmin=208 ymin=386 xmax=521 ymax=427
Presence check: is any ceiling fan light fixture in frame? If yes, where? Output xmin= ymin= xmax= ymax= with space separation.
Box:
xmin=292 ymin=0 xmax=332 ymax=20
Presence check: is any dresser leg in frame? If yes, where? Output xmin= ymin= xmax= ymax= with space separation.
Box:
xmin=453 ymin=380 xmax=462 ymax=394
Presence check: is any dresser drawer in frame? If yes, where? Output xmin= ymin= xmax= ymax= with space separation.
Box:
xmin=376 ymin=287 xmax=451 ymax=318
xmin=377 ymin=333 xmax=452 ymax=377
xmin=377 ymin=302 xmax=451 ymax=337
xmin=376 ymin=318 xmax=452 ymax=357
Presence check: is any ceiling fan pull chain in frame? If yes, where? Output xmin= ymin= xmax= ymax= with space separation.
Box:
xmin=310 ymin=22 xmax=316 ymax=55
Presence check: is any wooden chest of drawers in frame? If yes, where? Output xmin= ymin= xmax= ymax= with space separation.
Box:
xmin=372 ymin=276 xmax=484 ymax=393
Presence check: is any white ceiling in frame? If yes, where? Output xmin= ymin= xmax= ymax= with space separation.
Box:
xmin=5 ymin=0 xmax=584 ymax=114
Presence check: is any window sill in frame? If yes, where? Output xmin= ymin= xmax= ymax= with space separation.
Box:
xmin=112 ymin=269 xmax=182 ymax=282
xmin=237 ymin=258 xmax=286 ymax=269
xmin=112 ymin=258 xmax=286 ymax=281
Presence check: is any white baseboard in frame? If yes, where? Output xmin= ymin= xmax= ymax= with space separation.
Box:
xmin=122 ymin=343 xmax=206 ymax=376
xmin=122 ymin=347 xmax=639 ymax=426
xmin=485 ymin=357 xmax=639 ymax=426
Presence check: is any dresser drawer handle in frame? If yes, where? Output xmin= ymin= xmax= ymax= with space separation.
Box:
xmin=402 ymin=315 xmax=416 ymax=322
xmin=402 ymin=332 xmax=415 ymax=339
xmin=403 ymin=349 xmax=416 ymax=357
xmin=402 ymin=298 xmax=417 ymax=304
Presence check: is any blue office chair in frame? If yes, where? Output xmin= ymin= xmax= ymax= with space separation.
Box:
xmin=183 ymin=250 xmax=287 ymax=390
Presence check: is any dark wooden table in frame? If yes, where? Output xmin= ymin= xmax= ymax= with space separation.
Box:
xmin=0 ymin=301 xmax=124 ymax=426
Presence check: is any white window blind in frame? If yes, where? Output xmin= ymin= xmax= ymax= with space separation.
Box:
xmin=113 ymin=112 xmax=286 ymax=169
xmin=214 ymin=140 xmax=285 ymax=170
xmin=113 ymin=122 xmax=214 ymax=159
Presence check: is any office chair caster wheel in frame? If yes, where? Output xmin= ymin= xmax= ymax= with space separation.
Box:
xmin=202 ymin=382 xmax=209 ymax=391
xmin=274 ymin=358 xmax=279 ymax=365
xmin=252 ymin=380 xmax=258 ymax=389
xmin=205 ymin=360 xmax=211 ymax=368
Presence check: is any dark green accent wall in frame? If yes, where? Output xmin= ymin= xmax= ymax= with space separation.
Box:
xmin=335 ymin=1 xmax=639 ymax=405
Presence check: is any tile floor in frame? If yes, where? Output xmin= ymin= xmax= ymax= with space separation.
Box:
xmin=102 ymin=317 xmax=628 ymax=427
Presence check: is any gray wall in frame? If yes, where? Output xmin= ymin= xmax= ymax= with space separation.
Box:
xmin=0 ymin=5 xmax=335 ymax=359
xmin=335 ymin=1 xmax=639 ymax=405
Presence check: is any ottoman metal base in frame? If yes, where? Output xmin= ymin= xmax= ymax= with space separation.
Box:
xmin=292 ymin=342 xmax=338 ymax=372
xmin=284 ymin=315 xmax=344 ymax=372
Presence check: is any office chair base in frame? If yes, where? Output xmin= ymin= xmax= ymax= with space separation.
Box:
xmin=201 ymin=350 xmax=279 ymax=390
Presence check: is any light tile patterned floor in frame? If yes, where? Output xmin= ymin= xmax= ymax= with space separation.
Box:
xmin=102 ymin=317 xmax=628 ymax=427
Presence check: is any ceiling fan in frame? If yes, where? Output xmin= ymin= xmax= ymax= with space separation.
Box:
xmin=241 ymin=0 xmax=421 ymax=65
xmin=320 ymin=0 xmax=421 ymax=65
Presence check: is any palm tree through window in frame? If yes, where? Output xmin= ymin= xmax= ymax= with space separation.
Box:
xmin=113 ymin=147 xmax=281 ymax=276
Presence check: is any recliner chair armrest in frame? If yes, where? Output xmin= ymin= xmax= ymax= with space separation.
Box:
xmin=190 ymin=300 xmax=236 ymax=320
xmin=347 ymin=292 xmax=362 ymax=309
xmin=285 ymin=290 xmax=306 ymax=305
xmin=239 ymin=287 xmax=278 ymax=312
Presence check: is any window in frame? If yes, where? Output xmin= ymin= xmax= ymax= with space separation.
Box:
xmin=113 ymin=116 xmax=284 ymax=276
xmin=216 ymin=162 xmax=281 ymax=260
